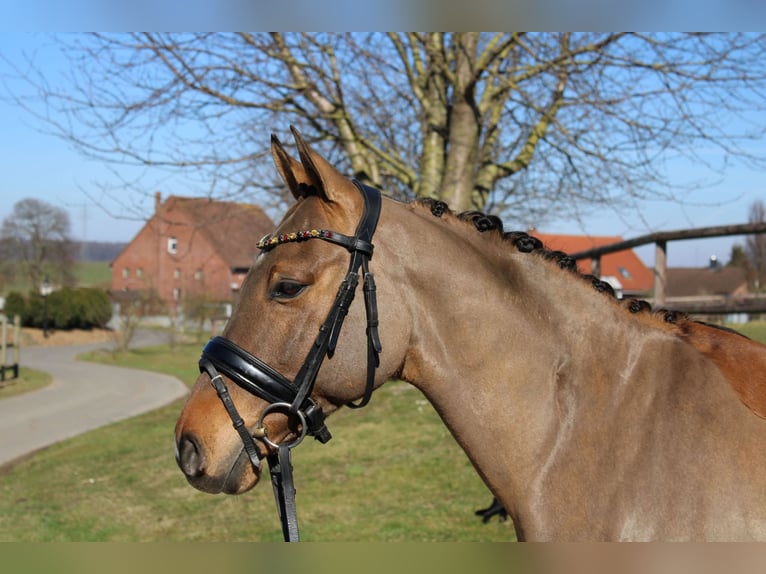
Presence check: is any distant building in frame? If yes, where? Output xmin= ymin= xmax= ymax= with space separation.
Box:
xmin=664 ymin=264 xmax=752 ymax=323
xmin=665 ymin=266 xmax=749 ymax=300
xmin=111 ymin=193 xmax=274 ymax=310
xmin=531 ymin=232 xmax=654 ymax=298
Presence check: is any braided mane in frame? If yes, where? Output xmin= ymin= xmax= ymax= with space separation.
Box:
xmin=416 ymin=198 xmax=734 ymax=333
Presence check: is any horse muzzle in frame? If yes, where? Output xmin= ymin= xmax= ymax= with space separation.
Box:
xmin=175 ymin=430 xmax=263 ymax=494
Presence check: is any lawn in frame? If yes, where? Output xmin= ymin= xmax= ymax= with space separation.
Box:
xmin=0 ymin=367 xmax=51 ymax=398
xmin=1 ymin=321 xmax=763 ymax=542
xmin=73 ymin=261 xmax=112 ymax=289
xmin=734 ymin=320 xmax=766 ymax=343
xmin=2 ymin=261 xmax=111 ymax=295
xmin=0 ymin=342 xmax=512 ymax=542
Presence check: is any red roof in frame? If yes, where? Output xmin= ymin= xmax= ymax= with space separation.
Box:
xmin=531 ymin=233 xmax=654 ymax=294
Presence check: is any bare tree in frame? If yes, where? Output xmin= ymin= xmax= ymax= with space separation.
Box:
xmin=746 ymin=199 xmax=766 ymax=291
xmin=110 ymin=288 xmax=165 ymax=353
xmin=0 ymin=198 xmax=76 ymax=290
xmin=8 ymin=33 xmax=766 ymax=224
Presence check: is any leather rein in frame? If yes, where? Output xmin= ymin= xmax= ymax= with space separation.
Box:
xmin=198 ymin=181 xmax=383 ymax=541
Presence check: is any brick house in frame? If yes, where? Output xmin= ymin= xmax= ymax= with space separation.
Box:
xmin=531 ymin=232 xmax=654 ymax=298
xmin=111 ymin=193 xmax=274 ymax=310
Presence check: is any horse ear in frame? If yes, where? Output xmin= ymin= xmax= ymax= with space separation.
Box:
xmin=271 ymin=133 xmax=314 ymax=201
xmin=289 ymin=125 xmax=349 ymax=204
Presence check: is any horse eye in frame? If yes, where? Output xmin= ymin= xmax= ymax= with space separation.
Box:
xmin=271 ymin=281 xmax=306 ymax=300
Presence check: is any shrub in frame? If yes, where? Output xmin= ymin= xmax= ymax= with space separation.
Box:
xmin=3 ymin=291 xmax=27 ymax=323
xmin=9 ymin=288 xmax=112 ymax=330
xmin=78 ymin=288 xmax=112 ymax=328
xmin=25 ymin=291 xmax=46 ymax=328
xmin=49 ymin=288 xmax=78 ymax=329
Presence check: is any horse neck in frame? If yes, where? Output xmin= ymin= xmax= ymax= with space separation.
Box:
xmin=391 ymin=204 xmax=626 ymax=385
xmin=377 ymin=202 xmax=766 ymax=539
xmin=383 ymin=203 xmax=696 ymax=500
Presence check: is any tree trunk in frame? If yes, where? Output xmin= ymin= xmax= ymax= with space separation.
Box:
xmin=418 ymin=33 xmax=449 ymax=200
xmin=440 ymin=33 xmax=481 ymax=213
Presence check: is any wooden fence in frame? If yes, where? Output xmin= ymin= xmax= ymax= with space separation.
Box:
xmin=570 ymin=221 xmax=766 ymax=315
xmin=1 ymin=315 xmax=21 ymax=383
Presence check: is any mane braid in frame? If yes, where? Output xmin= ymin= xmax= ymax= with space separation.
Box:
xmin=414 ymin=197 xmax=694 ymax=327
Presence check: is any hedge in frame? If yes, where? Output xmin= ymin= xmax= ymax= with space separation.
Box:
xmin=4 ymin=288 xmax=112 ymax=330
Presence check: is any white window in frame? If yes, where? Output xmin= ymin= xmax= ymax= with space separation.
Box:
xmin=136 ymin=267 xmax=144 ymax=279
xmin=122 ymin=267 xmax=129 ymax=279
xmin=194 ymin=269 xmax=203 ymax=281
xmin=173 ymin=287 xmax=181 ymax=301
xmin=167 ymin=236 xmax=178 ymax=254
xmin=174 ymin=268 xmax=182 ymax=280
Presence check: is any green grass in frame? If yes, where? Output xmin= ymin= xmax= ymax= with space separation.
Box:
xmin=0 ymin=367 xmax=52 ymax=399
xmin=0 ymin=342 xmax=512 ymax=542
xmin=733 ymin=320 xmax=766 ymax=343
xmin=73 ymin=261 xmax=112 ymax=288
xmin=2 ymin=321 xmax=763 ymax=542
xmin=1 ymin=261 xmax=111 ymax=295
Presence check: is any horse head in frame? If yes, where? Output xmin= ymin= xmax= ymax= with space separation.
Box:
xmin=174 ymin=127 xmax=409 ymax=495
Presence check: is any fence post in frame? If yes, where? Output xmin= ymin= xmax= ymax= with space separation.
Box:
xmin=1 ymin=315 xmax=5 ymax=382
xmin=654 ymin=240 xmax=667 ymax=306
xmin=13 ymin=315 xmax=20 ymax=378
xmin=591 ymin=256 xmax=601 ymax=279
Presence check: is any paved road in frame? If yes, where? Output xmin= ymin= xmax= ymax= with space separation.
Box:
xmin=0 ymin=331 xmax=189 ymax=467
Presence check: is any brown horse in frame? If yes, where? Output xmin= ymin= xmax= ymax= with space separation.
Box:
xmin=175 ymin=128 xmax=766 ymax=541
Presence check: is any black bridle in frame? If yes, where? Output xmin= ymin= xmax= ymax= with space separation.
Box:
xmin=198 ymin=180 xmax=383 ymax=541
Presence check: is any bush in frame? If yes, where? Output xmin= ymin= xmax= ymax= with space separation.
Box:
xmin=11 ymin=288 xmax=112 ymax=330
xmin=49 ymin=288 xmax=78 ymax=329
xmin=24 ymin=291 xmax=46 ymax=328
xmin=3 ymin=291 xmax=26 ymax=323
xmin=77 ymin=288 xmax=112 ymax=328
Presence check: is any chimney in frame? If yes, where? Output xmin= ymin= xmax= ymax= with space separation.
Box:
xmin=154 ymin=191 xmax=162 ymax=213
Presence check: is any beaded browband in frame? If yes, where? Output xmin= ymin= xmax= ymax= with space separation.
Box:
xmin=257 ymin=224 xmax=375 ymax=257
xmin=258 ymin=229 xmax=337 ymax=251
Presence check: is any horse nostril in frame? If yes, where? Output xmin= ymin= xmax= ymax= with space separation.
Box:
xmin=177 ymin=434 xmax=205 ymax=478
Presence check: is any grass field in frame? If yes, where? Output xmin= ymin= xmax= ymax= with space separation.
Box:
xmin=2 ymin=262 xmax=111 ymax=294
xmin=73 ymin=261 xmax=112 ymax=289
xmin=733 ymin=320 xmax=766 ymax=343
xmin=0 ymin=367 xmax=51 ymax=399
xmin=0 ymin=342 xmax=512 ymax=542
xmin=1 ymin=322 xmax=764 ymax=542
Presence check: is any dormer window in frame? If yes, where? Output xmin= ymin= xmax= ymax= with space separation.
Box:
xmin=618 ymin=266 xmax=632 ymax=279
xmin=168 ymin=236 xmax=178 ymax=254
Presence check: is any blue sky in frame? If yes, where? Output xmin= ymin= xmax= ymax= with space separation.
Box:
xmin=1 ymin=32 xmax=765 ymax=269
xmin=0 ymin=34 xmax=153 ymax=243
